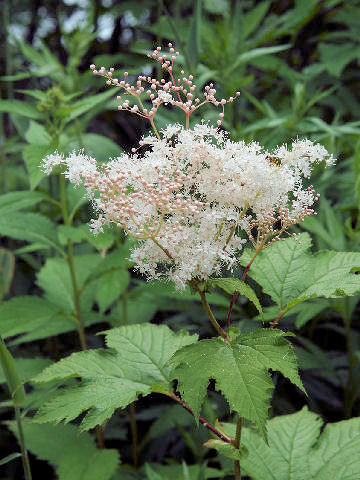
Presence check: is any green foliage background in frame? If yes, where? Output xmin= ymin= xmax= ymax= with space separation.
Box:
xmin=1 ymin=0 xmax=360 ymax=478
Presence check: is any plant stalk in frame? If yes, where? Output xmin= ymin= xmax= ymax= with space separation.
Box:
xmin=234 ymin=416 xmax=242 ymax=480
xmin=59 ymin=175 xmax=87 ymax=350
xmin=167 ymin=392 xmax=232 ymax=443
xmin=15 ymin=406 xmax=32 ymax=480
xmin=226 ymin=249 xmax=259 ymax=328
xmin=129 ymin=403 xmax=138 ymax=467
xmin=198 ymin=289 xmax=229 ymax=341
xmin=59 ymin=175 xmax=105 ymax=447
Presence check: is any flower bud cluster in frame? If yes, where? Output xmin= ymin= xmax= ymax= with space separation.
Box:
xmin=43 ymin=123 xmax=334 ymax=289
xmin=90 ymin=43 xmax=240 ymax=127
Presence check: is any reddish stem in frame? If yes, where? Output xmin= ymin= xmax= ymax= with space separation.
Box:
xmin=169 ymin=393 xmax=232 ymax=443
xmin=270 ymin=309 xmax=285 ymax=329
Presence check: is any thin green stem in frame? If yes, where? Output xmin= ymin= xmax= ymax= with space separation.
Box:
xmin=129 ymin=403 xmax=138 ymax=467
xmin=151 ymin=236 xmax=174 ymax=261
xmin=59 ymin=174 xmax=106 ymax=446
xmin=149 ymin=117 xmax=160 ymax=139
xmin=59 ymin=175 xmax=87 ymax=350
xmin=234 ymin=416 xmax=242 ymax=480
xmin=198 ymin=289 xmax=229 ymax=341
xmin=15 ymin=406 xmax=32 ymax=480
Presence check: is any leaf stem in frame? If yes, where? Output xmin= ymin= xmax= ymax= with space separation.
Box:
xmin=270 ymin=309 xmax=286 ymax=329
xmin=226 ymin=249 xmax=259 ymax=329
xmin=234 ymin=416 xmax=242 ymax=480
xmin=198 ymin=289 xmax=229 ymax=341
xmin=167 ymin=392 xmax=232 ymax=443
xmin=15 ymin=406 xmax=32 ymax=480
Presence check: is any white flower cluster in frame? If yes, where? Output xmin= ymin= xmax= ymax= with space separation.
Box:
xmin=43 ymin=123 xmax=334 ymax=289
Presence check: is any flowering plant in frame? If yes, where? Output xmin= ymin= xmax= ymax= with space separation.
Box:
xmin=36 ymin=44 xmax=360 ymax=480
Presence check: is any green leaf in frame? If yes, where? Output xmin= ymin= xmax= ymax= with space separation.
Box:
xmin=0 ymin=337 xmax=25 ymax=405
xmin=0 ymin=453 xmax=22 ymax=466
xmin=0 ymin=212 xmax=61 ymax=253
xmin=0 ymin=357 xmax=52 ymax=384
xmin=33 ymin=324 xmax=197 ymax=430
xmin=65 ymin=133 xmax=122 ymax=163
xmin=95 ymin=269 xmax=130 ymax=312
xmin=8 ymin=421 xmax=119 ymax=480
xmin=0 ymin=296 xmax=61 ymax=339
xmin=24 ymin=120 xmax=51 ymax=145
xmin=37 ymin=255 xmax=102 ymax=312
xmin=186 ymin=0 xmax=202 ymax=69
xmin=0 ymin=248 xmax=15 ymax=300
xmin=64 ymin=89 xmax=117 ymax=124
xmin=309 ymin=416 xmax=360 ymax=479
xmin=0 ymin=191 xmax=46 ymax=215
xmin=240 ymin=406 xmax=360 ymax=480
xmin=169 ymin=329 xmax=303 ymax=439
xmin=204 ymin=439 xmax=244 ymax=461
xmin=0 ymin=100 xmax=43 ymax=119
xmin=209 ymin=278 xmax=263 ymax=318
xmin=319 ymin=43 xmax=360 ymax=77
xmin=241 ymin=233 xmax=360 ymax=315
xmin=23 ymin=144 xmax=54 ymax=189
xmin=243 ymin=1 xmax=270 ymax=39
xmin=226 ymin=45 xmax=291 ymax=75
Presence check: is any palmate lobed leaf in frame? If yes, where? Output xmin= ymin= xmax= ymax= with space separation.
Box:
xmin=241 ymin=233 xmax=360 ymax=315
xmin=33 ymin=324 xmax=197 ymax=430
xmin=169 ymin=329 xmax=304 ymax=440
xmin=240 ymin=406 xmax=360 ymax=480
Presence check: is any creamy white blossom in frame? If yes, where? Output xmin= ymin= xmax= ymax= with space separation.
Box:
xmin=42 ymin=123 xmax=334 ymax=289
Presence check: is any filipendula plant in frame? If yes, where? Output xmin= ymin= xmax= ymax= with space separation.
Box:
xmin=36 ymin=43 xmax=345 ymax=479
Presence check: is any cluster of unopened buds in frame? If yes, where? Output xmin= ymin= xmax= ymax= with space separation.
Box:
xmin=90 ymin=43 xmax=240 ymax=129
xmin=43 ymin=43 xmax=334 ymax=289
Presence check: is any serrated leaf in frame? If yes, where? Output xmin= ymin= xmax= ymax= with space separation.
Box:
xmin=240 ymin=406 xmax=360 ymax=480
xmin=241 ymin=233 xmax=360 ymax=316
xmin=23 ymin=144 xmax=54 ymax=189
xmin=95 ymin=269 xmax=130 ymax=312
xmin=7 ymin=421 xmax=119 ymax=480
xmin=0 ymin=191 xmax=46 ymax=215
xmin=0 ymin=212 xmax=61 ymax=253
xmin=33 ymin=324 xmax=197 ymax=429
xmin=0 ymin=296 xmax=61 ymax=339
xmin=209 ymin=278 xmax=263 ymax=318
xmin=309 ymin=416 xmax=360 ymax=479
xmin=169 ymin=329 xmax=303 ymax=440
